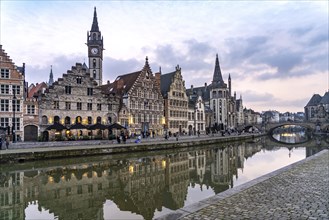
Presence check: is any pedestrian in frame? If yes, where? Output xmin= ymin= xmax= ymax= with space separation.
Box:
xmin=0 ymin=137 xmax=2 ymax=150
xmin=197 ymin=130 xmax=200 ymax=137
xmin=176 ymin=132 xmax=179 ymax=141
xmin=5 ymin=138 xmax=9 ymax=150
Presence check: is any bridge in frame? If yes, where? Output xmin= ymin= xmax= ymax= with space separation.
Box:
xmin=240 ymin=121 xmax=329 ymax=134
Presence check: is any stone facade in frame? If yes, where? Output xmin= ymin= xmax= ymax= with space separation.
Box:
xmin=160 ymin=65 xmax=189 ymax=134
xmin=304 ymin=92 xmax=329 ymax=123
xmin=0 ymin=45 xmax=25 ymax=142
xmin=102 ymin=58 xmax=164 ymax=136
xmin=187 ymin=94 xmax=206 ymax=135
xmin=23 ymin=82 xmax=47 ymax=141
xmin=39 ymin=63 xmax=119 ymax=141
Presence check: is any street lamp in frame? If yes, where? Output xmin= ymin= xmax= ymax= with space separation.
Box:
xmin=12 ymin=87 xmax=16 ymax=143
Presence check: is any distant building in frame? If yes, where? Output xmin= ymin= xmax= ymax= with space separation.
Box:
xmin=0 ymin=45 xmax=25 ymax=142
xmin=304 ymin=92 xmax=329 ymax=122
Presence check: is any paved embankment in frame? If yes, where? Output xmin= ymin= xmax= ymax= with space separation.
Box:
xmin=0 ymin=134 xmax=261 ymax=164
xmin=157 ymin=149 xmax=329 ymax=220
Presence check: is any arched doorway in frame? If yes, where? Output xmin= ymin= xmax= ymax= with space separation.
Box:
xmin=24 ymin=125 xmax=38 ymax=141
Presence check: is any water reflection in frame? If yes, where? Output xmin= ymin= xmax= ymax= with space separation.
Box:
xmin=0 ymin=137 xmax=325 ymax=220
xmin=272 ymin=125 xmax=308 ymax=144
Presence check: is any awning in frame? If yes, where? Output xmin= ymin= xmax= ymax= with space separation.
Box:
xmin=46 ymin=123 xmax=67 ymax=131
xmin=108 ymin=123 xmax=126 ymax=130
xmin=88 ymin=123 xmax=108 ymax=130
xmin=69 ymin=123 xmax=87 ymax=130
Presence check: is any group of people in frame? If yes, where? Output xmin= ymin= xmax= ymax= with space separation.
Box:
xmin=0 ymin=137 xmax=10 ymax=150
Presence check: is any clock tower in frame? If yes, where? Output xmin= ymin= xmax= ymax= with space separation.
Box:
xmin=87 ymin=7 xmax=103 ymax=85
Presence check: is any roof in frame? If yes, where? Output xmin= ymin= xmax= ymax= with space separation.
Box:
xmin=91 ymin=7 xmax=99 ymax=32
xmin=28 ymin=82 xmax=48 ymax=98
xmin=101 ymin=71 xmax=141 ymax=96
xmin=320 ymin=92 xmax=329 ymax=105
xmin=212 ymin=54 xmax=227 ymax=89
xmin=305 ymin=94 xmax=322 ymax=107
xmin=160 ymin=71 xmax=175 ymax=98
xmin=186 ymin=85 xmax=211 ymax=102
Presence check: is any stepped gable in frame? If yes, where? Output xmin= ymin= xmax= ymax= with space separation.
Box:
xmin=44 ymin=62 xmax=96 ymax=94
xmin=305 ymin=94 xmax=322 ymax=106
xmin=319 ymin=91 xmax=329 ymax=105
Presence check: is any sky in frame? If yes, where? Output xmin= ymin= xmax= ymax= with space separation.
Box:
xmin=0 ymin=1 xmax=328 ymax=113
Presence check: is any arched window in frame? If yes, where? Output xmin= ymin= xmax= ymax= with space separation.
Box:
xmin=75 ymin=116 xmax=82 ymax=124
xmin=42 ymin=115 xmax=48 ymax=124
xmin=54 ymin=116 xmax=60 ymax=124
xmin=93 ymin=33 xmax=96 ymax=40
xmin=108 ymin=117 xmax=112 ymax=124
xmin=97 ymin=116 xmax=102 ymax=124
xmin=65 ymin=116 xmax=71 ymax=126
xmin=88 ymin=116 xmax=92 ymax=125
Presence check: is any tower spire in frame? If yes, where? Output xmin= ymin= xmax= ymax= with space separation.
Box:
xmin=48 ymin=65 xmax=54 ymax=86
xmin=212 ymin=54 xmax=226 ymax=88
xmin=91 ymin=7 xmax=99 ymax=32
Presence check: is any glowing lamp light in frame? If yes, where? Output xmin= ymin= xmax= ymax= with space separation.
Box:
xmin=162 ymin=160 xmax=166 ymax=169
xmin=129 ymin=165 xmax=134 ymax=174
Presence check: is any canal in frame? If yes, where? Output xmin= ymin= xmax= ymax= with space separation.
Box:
xmin=0 ymin=133 xmax=326 ymax=220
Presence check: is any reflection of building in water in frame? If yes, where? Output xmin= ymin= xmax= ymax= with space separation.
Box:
xmin=0 ymin=143 xmax=265 ymax=220
xmin=0 ymin=172 xmax=24 ymax=220
xmin=188 ymin=150 xmax=207 ymax=189
xmin=163 ymin=153 xmax=189 ymax=210
xmin=114 ymin=156 xmax=167 ymax=220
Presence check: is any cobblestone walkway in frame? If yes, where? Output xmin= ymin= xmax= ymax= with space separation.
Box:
xmin=158 ymin=150 xmax=329 ymax=220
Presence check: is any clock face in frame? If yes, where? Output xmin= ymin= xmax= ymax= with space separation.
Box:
xmin=91 ymin=48 xmax=98 ymax=54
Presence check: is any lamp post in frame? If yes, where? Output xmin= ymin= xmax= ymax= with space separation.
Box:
xmin=12 ymin=87 xmax=16 ymax=143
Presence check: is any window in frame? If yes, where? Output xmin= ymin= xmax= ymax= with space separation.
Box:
xmin=96 ymin=116 xmax=101 ymax=124
xmin=42 ymin=115 xmax=48 ymax=124
xmin=108 ymin=104 xmax=113 ymax=111
xmin=76 ymin=76 xmax=82 ymax=84
xmin=0 ymin=99 xmax=9 ymax=111
xmin=0 ymin=117 xmax=9 ymax=127
xmin=13 ymin=100 xmax=20 ymax=112
xmin=12 ymin=85 xmax=20 ymax=95
xmin=75 ymin=116 xmax=82 ymax=124
xmin=87 ymin=88 xmax=93 ymax=96
xmin=77 ymin=102 xmax=82 ymax=110
xmin=0 ymin=85 xmax=9 ymax=94
xmin=93 ymin=70 xmax=96 ymax=79
xmin=27 ymin=105 xmax=35 ymax=114
xmin=65 ymin=86 xmax=71 ymax=94
xmin=97 ymin=103 xmax=101 ymax=111
xmin=93 ymin=59 xmax=96 ymax=68
xmin=87 ymin=103 xmax=92 ymax=111
xmin=54 ymin=116 xmax=60 ymax=123
xmin=88 ymin=117 xmax=92 ymax=125
xmin=0 ymin=69 xmax=9 ymax=78
xmin=54 ymin=101 xmax=59 ymax=109
xmin=65 ymin=117 xmax=71 ymax=126
xmin=12 ymin=118 xmax=20 ymax=131
xmin=65 ymin=102 xmax=71 ymax=110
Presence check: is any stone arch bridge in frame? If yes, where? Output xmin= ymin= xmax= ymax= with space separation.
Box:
xmin=240 ymin=121 xmax=329 ymax=134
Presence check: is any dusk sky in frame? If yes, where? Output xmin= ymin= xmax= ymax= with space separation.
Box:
xmin=1 ymin=1 xmax=328 ymax=113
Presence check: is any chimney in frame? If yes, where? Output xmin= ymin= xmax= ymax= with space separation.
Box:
xmin=107 ymin=80 xmax=110 ymax=84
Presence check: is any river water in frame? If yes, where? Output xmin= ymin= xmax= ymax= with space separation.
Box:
xmin=0 ymin=133 xmax=326 ymax=220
